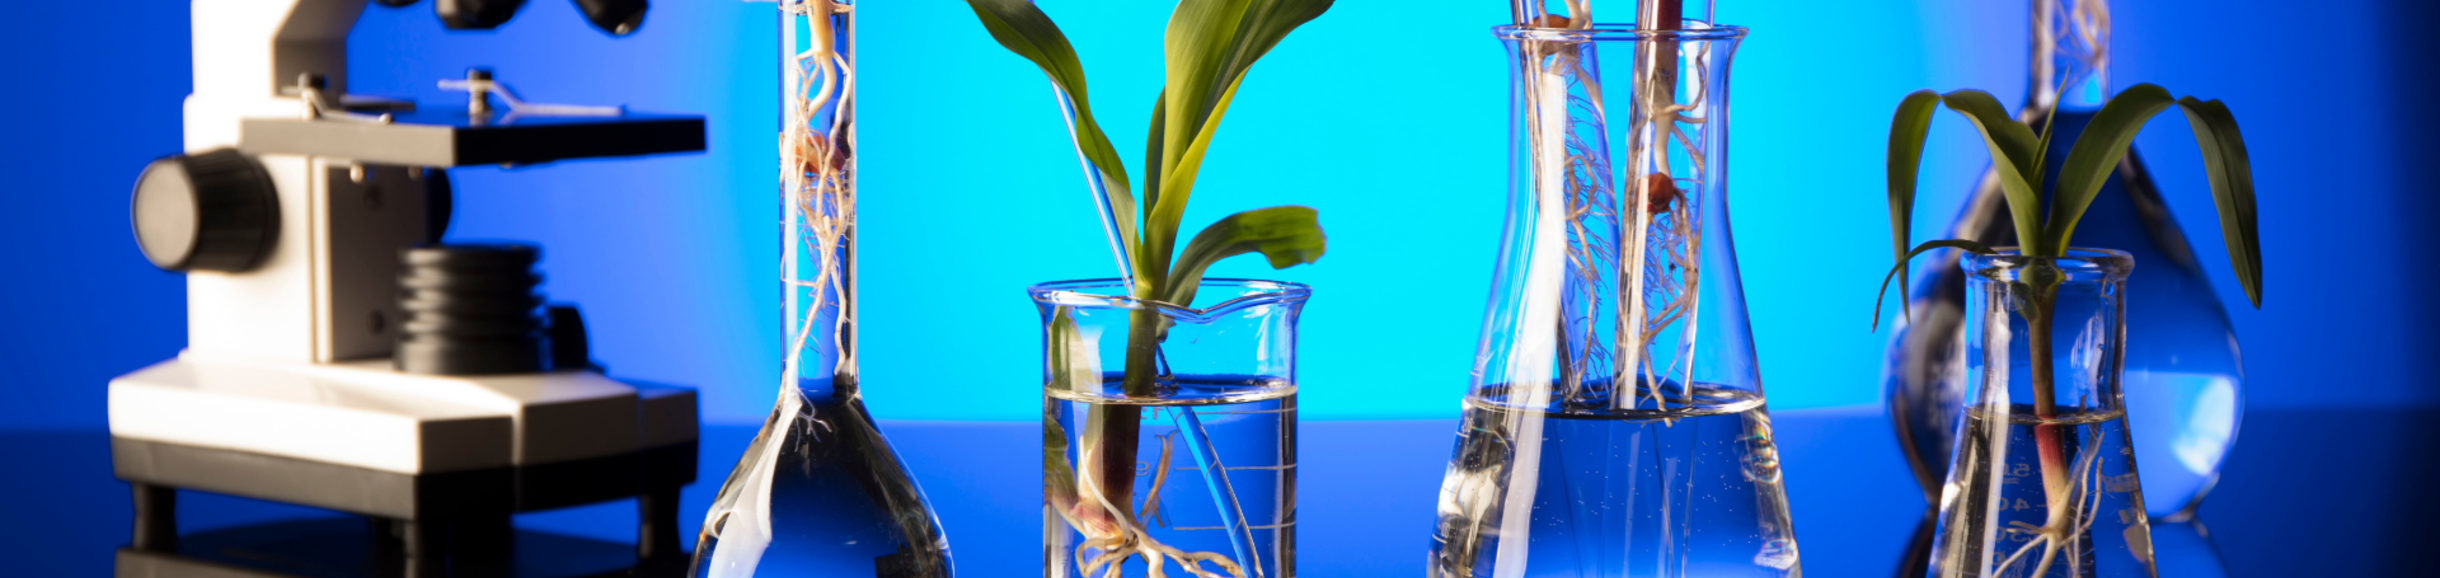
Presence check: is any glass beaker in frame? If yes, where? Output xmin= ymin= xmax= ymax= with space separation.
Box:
xmin=690 ymin=2 xmax=956 ymax=577
xmin=1034 ymin=279 xmax=1304 ymax=578
xmin=1927 ymin=248 xmax=2152 ymax=578
xmin=1429 ymin=21 xmax=1799 ymax=578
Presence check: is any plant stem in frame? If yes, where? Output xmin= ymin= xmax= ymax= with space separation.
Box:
xmin=2023 ymin=278 xmax=2077 ymax=569
xmin=2025 ymin=285 xmax=2059 ymax=422
xmin=1083 ymin=307 xmax=1165 ymax=530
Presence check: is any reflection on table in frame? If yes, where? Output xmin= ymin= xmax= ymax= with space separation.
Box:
xmin=2 ymin=405 xmax=2430 ymax=577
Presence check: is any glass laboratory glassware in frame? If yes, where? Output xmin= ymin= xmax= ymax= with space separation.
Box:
xmin=1927 ymin=248 xmax=2152 ymax=578
xmin=690 ymin=2 xmax=955 ymax=577
xmin=1034 ymin=279 xmax=1304 ymax=578
xmin=1429 ymin=21 xmax=1800 ymax=578
xmin=1883 ymin=0 xmax=2242 ymax=522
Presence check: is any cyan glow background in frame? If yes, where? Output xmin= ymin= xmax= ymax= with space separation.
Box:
xmin=3 ymin=0 xmax=2433 ymax=427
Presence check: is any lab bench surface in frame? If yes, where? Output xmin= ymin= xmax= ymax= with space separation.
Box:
xmin=3 ymin=404 xmax=2430 ymax=577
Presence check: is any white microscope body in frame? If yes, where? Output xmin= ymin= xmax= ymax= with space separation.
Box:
xmin=108 ymin=1 xmax=700 ymax=576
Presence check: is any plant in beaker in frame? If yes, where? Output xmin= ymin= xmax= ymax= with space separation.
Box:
xmin=1878 ymin=84 xmax=2263 ymax=577
xmin=962 ymin=1 xmax=1335 ymax=576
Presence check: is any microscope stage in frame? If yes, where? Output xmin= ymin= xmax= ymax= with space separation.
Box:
xmin=108 ymin=353 xmax=696 ymax=475
xmin=240 ymin=109 xmax=706 ymax=168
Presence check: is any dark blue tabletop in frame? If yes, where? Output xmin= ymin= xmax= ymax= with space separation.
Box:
xmin=4 ymin=405 xmax=2429 ymax=577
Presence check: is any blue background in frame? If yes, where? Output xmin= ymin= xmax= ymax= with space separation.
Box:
xmin=4 ymin=0 xmax=2434 ymax=428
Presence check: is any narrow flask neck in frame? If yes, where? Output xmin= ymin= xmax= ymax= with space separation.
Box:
xmin=2029 ymin=0 xmax=2112 ymax=112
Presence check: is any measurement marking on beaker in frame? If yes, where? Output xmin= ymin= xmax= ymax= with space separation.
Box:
xmin=1174 ymin=464 xmax=1297 ymax=472
xmin=1172 ymin=521 xmax=1295 ymax=531
xmin=1192 ymin=408 xmax=1295 ymax=415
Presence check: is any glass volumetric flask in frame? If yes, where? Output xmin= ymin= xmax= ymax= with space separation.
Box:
xmin=1884 ymin=0 xmax=2242 ymax=521
xmin=1928 ymin=249 xmax=2153 ymax=578
xmin=691 ymin=2 xmax=955 ymax=577
xmin=1429 ymin=21 xmax=1799 ymax=578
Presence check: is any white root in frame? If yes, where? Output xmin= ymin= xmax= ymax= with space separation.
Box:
xmin=1528 ymin=13 xmax=1716 ymax=416
xmin=1989 ymin=419 xmax=2111 ymax=576
xmin=1056 ymin=431 xmax=1249 ymax=578
xmin=780 ymin=0 xmax=857 ymax=402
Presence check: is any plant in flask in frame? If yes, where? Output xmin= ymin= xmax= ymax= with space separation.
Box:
xmin=963 ymin=1 xmax=1334 ymax=577
xmin=692 ymin=2 xmax=958 ymax=577
xmin=1885 ymin=0 xmax=2251 ymax=526
xmin=1429 ymin=3 xmax=1801 ymax=576
xmin=1878 ymin=83 xmax=2262 ymax=577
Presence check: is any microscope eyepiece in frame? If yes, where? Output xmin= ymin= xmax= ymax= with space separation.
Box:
xmin=574 ymin=0 xmax=648 ymax=36
xmin=415 ymin=0 xmax=644 ymax=36
xmin=436 ymin=0 xmax=528 ymax=30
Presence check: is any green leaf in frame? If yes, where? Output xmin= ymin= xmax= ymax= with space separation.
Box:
xmin=1939 ymin=90 xmax=2048 ymax=253
xmin=1874 ymin=239 xmax=1999 ymax=331
xmin=1162 ymin=205 xmax=1325 ymax=306
xmin=2043 ymin=83 xmax=2177 ymax=255
xmin=1886 ymin=90 xmax=1941 ymax=311
xmin=1160 ymin=0 xmax=1333 ymax=177
xmin=964 ymin=0 xmax=1139 ymax=259
xmin=2174 ymin=97 xmax=2264 ymax=308
xmin=1142 ymin=81 xmax=1246 ymax=297
xmin=1143 ymin=92 xmax=1169 ymax=231
xmin=1143 ymin=0 xmax=1332 ymax=297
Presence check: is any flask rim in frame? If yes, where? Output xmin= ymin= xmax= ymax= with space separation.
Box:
xmin=1028 ymin=278 xmax=1311 ymax=322
xmin=1494 ymin=21 xmax=1747 ymax=42
xmin=1963 ymin=246 xmax=2135 ymax=282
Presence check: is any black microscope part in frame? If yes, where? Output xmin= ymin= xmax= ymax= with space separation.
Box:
xmin=131 ymin=148 xmax=280 ymax=273
xmin=573 ymin=0 xmax=649 ymax=36
xmin=418 ymin=0 xmax=646 ymax=36
xmin=395 ymin=243 xmax=547 ymax=375
xmin=424 ymin=167 xmax=452 ymax=243
xmin=403 ymin=242 xmax=537 ymax=268
xmin=435 ymin=0 xmax=528 ymax=30
xmin=546 ymin=304 xmax=596 ymax=370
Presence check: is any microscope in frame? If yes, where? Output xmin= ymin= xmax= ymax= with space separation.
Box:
xmin=109 ymin=1 xmax=704 ymax=576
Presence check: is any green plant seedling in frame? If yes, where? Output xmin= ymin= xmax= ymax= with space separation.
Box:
xmin=1877 ymin=83 xmax=2262 ymax=577
xmin=966 ymin=1 xmax=1334 ymax=576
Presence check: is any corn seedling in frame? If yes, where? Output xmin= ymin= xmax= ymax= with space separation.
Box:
xmin=966 ymin=1 xmax=1332 ymax=576
xmin=1877 ymin=83 xmax=2262 ymax=577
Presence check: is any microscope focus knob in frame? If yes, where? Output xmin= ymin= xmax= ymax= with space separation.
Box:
xmin=131 ymin=148 xmax=279 ymax=272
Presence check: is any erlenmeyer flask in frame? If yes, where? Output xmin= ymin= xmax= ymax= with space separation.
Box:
xmin=1428 ymin=20 xmax=1798 ymax=578
xmin=690 ymin=2 xmax=954 ymax=577
xmin=1884 ymin=0 xmax=2242 ymax=522
xmin=1928 ymin=249 xmax=2153 ymax=578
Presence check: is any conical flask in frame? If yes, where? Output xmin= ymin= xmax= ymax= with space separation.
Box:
xmin=1428 ymin=19 xmax=1799 ymax=578
xmin=1883 ymin=0 xmax=2242 ymax=521
xmin=691 ymin=2 xmax=955 ymax=576
xmin=1928 ymin=249 xmax=2154 ymax=578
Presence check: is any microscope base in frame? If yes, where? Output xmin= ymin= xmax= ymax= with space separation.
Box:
xmin=113 ymin=438 xmax=694 ymax=578
xmin=115 ymin=520 xmax=686 ymax=578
